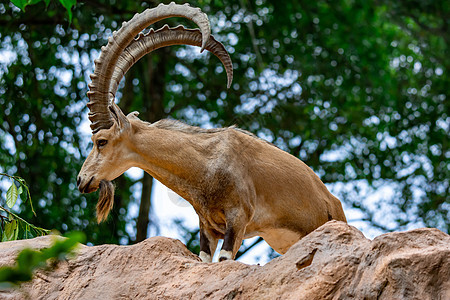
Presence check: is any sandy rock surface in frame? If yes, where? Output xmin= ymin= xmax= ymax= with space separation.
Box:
xmin=0 ymin=221 xmax=448 ymax=299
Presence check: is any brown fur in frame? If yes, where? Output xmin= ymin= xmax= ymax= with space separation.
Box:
xmin=78 ymin=110 xmax=347 ymax=261
xmin=153 ymin=119 xmax=274 ymax=147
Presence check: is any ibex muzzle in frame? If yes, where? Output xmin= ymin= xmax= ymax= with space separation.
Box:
xmin=78 ymin=2 xmax=346 ymax=262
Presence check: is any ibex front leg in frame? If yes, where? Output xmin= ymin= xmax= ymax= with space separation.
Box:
xmin=199 ymin=221 xmax=218 ymax=263
xmin=218 ymin=212 xmax=248 ymax=261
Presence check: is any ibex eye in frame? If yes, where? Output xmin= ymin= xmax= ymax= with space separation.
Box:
xmin=97 ymin=140 xmax=108 ymax=147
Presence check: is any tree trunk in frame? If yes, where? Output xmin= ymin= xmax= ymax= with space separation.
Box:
xmin=135 ymin=172 xmax=153 ymax=242
xmin=134 ymin=49 xmax=168 ymax=242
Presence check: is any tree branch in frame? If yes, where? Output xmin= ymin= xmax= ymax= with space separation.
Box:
xmin=239 ymin=0 xmax=264 ymax=71
xmin=235 ymin=237 xmax=263 ymax=259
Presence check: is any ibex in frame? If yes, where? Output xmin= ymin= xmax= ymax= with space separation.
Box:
xmin=77 ymin=2 xmax=346 ymax=262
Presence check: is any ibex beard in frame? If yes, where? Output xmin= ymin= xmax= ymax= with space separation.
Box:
xmin=97 ymin=180 xmax=115 ymax=223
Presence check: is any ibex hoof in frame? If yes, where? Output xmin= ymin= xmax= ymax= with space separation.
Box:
xmin=199 ymin=251 xmax=212 ymax=263
xmin=218 ymin=250 xmax=233 ymax=261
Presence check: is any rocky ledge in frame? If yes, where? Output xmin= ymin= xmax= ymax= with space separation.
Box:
xmin=0 ymin=221 xmax=448 ymax=299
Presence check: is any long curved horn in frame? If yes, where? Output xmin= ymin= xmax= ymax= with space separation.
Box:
xmin=87 ymin=2 xmax=211 ymax=133
xmin=109 ymin=25 xmax=233 ymax=97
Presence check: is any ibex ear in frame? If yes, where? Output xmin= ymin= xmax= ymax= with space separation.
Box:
xmin=127 ymin=111 xmax=140 ymax=120
xmin=108 ymin=102 xmax=130 ymax=132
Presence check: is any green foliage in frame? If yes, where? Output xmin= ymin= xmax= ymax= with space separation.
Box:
xmin=0 ymin=2 xmax=137 ymax=246
xmin=1 ymin=173 xmax=50 ymax=242
xmin=0 ymin=231 xmax=85 ymax=289
xmin=10 ymin=0 xmax=76 ymax=21
xmin=0 ymin=0 xmax=448 ymax=264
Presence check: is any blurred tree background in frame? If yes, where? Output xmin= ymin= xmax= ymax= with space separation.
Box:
xmin=0 ymin=0 xmax=448 ymax=260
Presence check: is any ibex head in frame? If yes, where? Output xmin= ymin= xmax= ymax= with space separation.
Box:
xmin=78 ymin=103 xmax=133 ymax=193
xmin=77 ymin=2 xmax=233 ymax=222
xmin=77 ymin=103 xmax=137 ymax=222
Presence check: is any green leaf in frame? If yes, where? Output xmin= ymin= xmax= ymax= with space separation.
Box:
xmin=14 ymin=222 xmax=19 ymax=240
xmin=6 ymin=182 xmax=19 ymax=209
xmin=58 ymin=0 xmax=76 ymax=22
xmin=2 ymin=220 xmax=18 ymax=242
xmin=10 ymin=0 xmax=31 ymax=11
xmin=17 ymin=185 xmax=23 ymax=195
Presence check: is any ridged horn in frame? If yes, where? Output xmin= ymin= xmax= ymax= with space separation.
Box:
xmin=87 ymin=2 xmax=211 ymax=134
xmin=110 ymin=25 xmax=233 ymax=96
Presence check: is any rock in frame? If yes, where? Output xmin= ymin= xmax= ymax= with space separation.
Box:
xmin=0 ymin=221 xmax=448 ymax=299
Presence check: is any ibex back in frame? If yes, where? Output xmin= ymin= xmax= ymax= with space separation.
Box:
xmin=77 ymin=2 xmax=346 ymax=262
